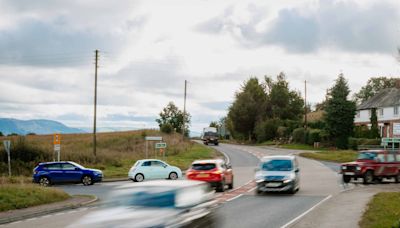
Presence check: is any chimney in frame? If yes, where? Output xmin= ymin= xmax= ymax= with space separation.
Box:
xmin=396 ymin=79 xmax=400 ymax=89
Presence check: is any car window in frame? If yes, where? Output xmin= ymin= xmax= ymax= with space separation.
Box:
xmin=151 ymin=161 xmax=164 ymax=167
xmin=62 ymin=163 xmax=76 ymax=170
xmin=261 ymin=160 xmax=293 ymax=171
xmin=377 ymin=154 xmax=386 ymax=162
xmin=386 ymin=154 xmax=396 ymax=162
xmin=396 ymin=154 xmax=400 ymax=162
xmin=192 ymin=163 xmax=216 ymax=170
xmin=357 ymin=152 xmax=377 ymax=160
xmin=45 ymin=164 xmax=61 ymax=170
xmin=142 ymin=161 xmax=151 ymax=166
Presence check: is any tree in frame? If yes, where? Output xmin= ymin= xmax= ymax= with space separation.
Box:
xmin=325 ymin=74 xmax=356 ymax=149
xmin=228 ymin=77 xmax=266 ymax=141
xmin=156 ymin=102 xmax=190 ymax=135
xmin=0 ymin=132 xmax=3 ymax=137
xmin=354 ymin=77 xmax=397 ymax=103
xmin=209 ymin=121 xmax=219 ymax=128
xmin=369 ymin=108 xmax=380 ymax=138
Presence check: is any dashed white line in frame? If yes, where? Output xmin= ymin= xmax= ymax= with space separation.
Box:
xmin=280 ymin=195 xmax=332 ymax=228
xmin=247 ymin=187 xmax=257 ymax=193
xmin=226 ymin=194 xmax=243 ymax=202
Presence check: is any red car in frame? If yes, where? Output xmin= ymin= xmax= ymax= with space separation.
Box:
xmin=340 ymin=150 xmax=400 ymax=184
xmin=186 ymin=159 xmax=234 ymax=192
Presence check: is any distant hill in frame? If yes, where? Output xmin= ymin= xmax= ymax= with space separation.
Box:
xmin=0 ymin=118 xmax=85 ymax=135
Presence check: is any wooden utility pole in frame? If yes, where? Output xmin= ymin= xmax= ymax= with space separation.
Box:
xmin=183 ymin=80 xmax=187 ymax=140
xmin=93 ymin=50 xmax=99 ymax=159
xmin=304 ymin=80 xmax=308 ymax=129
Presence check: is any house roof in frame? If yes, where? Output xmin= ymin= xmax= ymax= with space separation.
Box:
xmin=357 ymin=88 xmax=400 ymax=110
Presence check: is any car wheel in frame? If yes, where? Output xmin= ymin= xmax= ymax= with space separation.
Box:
xmin=363 ymin=171 xmax=374 ymax=184
xmin=82 ymin=175 xmax=93 ymax=186
xmin=342 ymin=175 xmax=351 ymax=183
xmin=217 ymin=180 xmax=225 ymax=192
xmin=255 ymin=188 xmax=262 ymax=195
xmin=134 ymin=173 xmax=144 ymax=182
xmin=39 ymin=177 xmax=51 ymax=187
xmin=395 ymin=172 xmax=400 ymax=183
xmin=214 ymin=143 xmax=219 ymax=146
xmin=288 ymin=186 xmax=296 ymax=194
xmin=227 ymin=180 xmax=233 ymax=190
xmin=169 ymin=172 xmax=178 ymax=180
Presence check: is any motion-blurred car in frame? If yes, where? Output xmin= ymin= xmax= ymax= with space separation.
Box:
xmin=128 ymin=159 xmax=182 ymax=182
xmin=69 ymin=180 xmax=219 ymax=228
xmin=33 ymin=161 xmax=103 ymax=186
xmin=255 ymin=155 xmax=300 ymax=194
xmin=186 ymin=159 xmax=233 ymax=192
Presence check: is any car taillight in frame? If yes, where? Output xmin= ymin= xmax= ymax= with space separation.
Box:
xmin=211 ymin=170 xmax=222 ymax=175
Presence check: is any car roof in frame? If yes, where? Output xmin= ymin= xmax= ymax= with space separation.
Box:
xmin=360 ymin=150 xmax=399 ymax=153
xmin=137 ymin=159 xmax=166 ymax=162
xmin=260 ymin=155 xmax=295 ymax=162
xmin=39 ymin=161 xmax=71 ymax=165
xmin=115 ymin=180 xmax=206 ymax=190
xmin=192 ymin=159 xmax=224 ymax=164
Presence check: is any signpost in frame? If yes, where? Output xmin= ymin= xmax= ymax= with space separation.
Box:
xmin=144 ymin=136 xmax=164 ymax=159
xmin=381 ymin=137 xmax=400 ymax=150
xmin=155 ymin=142 xmax=167 ymax=149
xmin=54 ymin=133 xmax=61 ymax=161
xmin=3 ymin=140 xmax=11 ymax=176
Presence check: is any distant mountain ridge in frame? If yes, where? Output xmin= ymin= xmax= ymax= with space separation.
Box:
xmin=0 ymin=118 xmax=85 ymax=135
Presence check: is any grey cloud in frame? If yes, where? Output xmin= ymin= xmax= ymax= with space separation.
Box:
xmin=200 ymin=101 xmax=231 ymax=111
xmin=195 ymin=16 xmax=225 ymax=34
xmin=100 ymin=114 xmax=157 ymax=122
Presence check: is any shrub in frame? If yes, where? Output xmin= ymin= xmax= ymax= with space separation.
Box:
xmin=160 ymin=123 xmax=173 ymax=134
xmin=349 ymin=138 xmax=381 ymax=150
xmin=307 ymin=129 xmax=322 ymax=145
xmin=308 ymin=121 xmax=326 ymax=130
xmin=255 ymin=119 xmax=281 ymax=142
xmin=292 ymin=128 xmax=306 ymax=144
xmin=277 ymin=126 xmax=289 ymax=139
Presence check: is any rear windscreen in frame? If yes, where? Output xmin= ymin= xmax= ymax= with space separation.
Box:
xmin=192 ymin=163 xmax=216 ymax=170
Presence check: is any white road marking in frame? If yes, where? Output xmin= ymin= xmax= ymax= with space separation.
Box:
xmin=226 ymin=194 xmax=243 ymax=202
xmin=247 ymin=187 xmax=257 ymax=193
xmin=280 ymin=195 xmax=332 ymax=228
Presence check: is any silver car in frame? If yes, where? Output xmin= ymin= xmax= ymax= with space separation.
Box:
xmin=255 ymin=155 xmax=300 ymax=194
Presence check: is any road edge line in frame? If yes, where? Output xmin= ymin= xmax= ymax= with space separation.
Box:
xmin=226 ymin=194 xmax=243 ymax=202
xmin=280 ymin=194 xmax=332 ymax=228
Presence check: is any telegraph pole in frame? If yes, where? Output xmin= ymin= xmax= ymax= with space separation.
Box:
xmin=93 ymin=50 xmax=99 ymax=159
xmin=304 ymin=80 xmax=308 ymax=129
xmin=183 ymin=80 xmax=187 ymax=140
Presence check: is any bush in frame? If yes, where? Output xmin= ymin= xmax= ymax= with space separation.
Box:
xmin=255 ymin=119 xmax=281 ymax=143
xmin=349 ymin=138 xmax=381 ymax=150
xmin=292 ymin=128 xmax=306 ymax=144
xmin=307 ymin=129 xmax=322 ymax=145
xmin=277 ymin=126 xmax=289 ymax=139
xmin=308 ymin=121 xmax=326 ymax=130
xmin=160 ymin=123 xmax=173 ymax=134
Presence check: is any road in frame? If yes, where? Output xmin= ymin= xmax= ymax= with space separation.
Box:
xmin=1 ymin=144 xmax=342 ymax=228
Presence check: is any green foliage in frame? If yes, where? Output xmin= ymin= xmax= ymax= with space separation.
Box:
xmin=354 ymin=125 xmax=372 ymax=138
xmin=354 ymin=77 xmax=397 ymax=103
xmin=156 ymin=102 xmax=190 ymax=135
xmin=308 ymin=120 xmax=326 ymax=130
xmin=349 ymin=138 xmax=381 ymax=150
xmin=307 ymin=129 xmax=322 ymax=145
xmin=360 ymin=192 xmax=400 ymax=228
xmin=209 ymin=121 xmax=219 ymax=128
xmin=292 ymin=128 xmax=306 ymax=144
xmin=254 ymin=119 xmax=281 ymax=142
xmin=325 ymin=74 xmax=356 ymax=149
xmin=370 ymin=108 xmax=380 ymax=138
xmin=228 ymin=77 xmax=266 ymax=141
xmin=300 ymin=151 xmax=358 ymax=163
xmin=160 ymin=123 xmax=173 ymax=134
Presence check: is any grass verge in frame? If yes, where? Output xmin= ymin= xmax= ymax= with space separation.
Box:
xmin=359 ymin=192 xmax=400 ymax=228
xmin=0 ymin=184 xmax=70 ymax=212
xmin=299 ymin=150 xmax=358 ymax=163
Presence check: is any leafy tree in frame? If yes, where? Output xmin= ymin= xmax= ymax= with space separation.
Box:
xmin=156 ymin=102 xmax=190 ymax=135
xmin=228 ymin=77 xmax=266 ymax=141
xmin=354 ymin=77 xmax=397 ymax=103
xmin=0 ymin=132 xmax=3 ymax=137
xmin=209 ymin=121 xmax=219 ymax=128
xmin=369 ymin=108 xmax=380 ymax=138
xmin=325 ymin=74 xmax=356 ymax=149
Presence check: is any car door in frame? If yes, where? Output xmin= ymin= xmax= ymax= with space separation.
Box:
xmin=140 ymin=161 xmax=153 ymax=179
xmin=46 ymin=163 xmax=63 ymax=183
xmin=151 ymin=161 xmax=167 ymax=179
xmin=62 ymin=163 xmax=83 ymax=182
xmin=385 ymin=153 xmax=397 ymax=176
xmin=221 ymin=162 xmax=233 ymax=184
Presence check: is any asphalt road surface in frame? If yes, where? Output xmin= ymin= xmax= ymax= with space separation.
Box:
xmin=1 ymin=143 xmax=342 ymax=228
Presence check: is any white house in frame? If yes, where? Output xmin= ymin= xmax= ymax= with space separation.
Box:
xmin=354 ymin=87 xmax=400 ymax=138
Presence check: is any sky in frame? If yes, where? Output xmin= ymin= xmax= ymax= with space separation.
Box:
xmin=0 ymin=0 xmax=399 ymax=135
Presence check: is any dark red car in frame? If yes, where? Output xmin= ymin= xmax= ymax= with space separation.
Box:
xmin=186 ymin=159 xmax=234 ymax=192
xmin=340 ymin=150 xmax=400 ymax=184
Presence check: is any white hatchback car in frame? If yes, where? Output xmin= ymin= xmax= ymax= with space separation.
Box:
xmin=128 ymin=159 xmax=182 ymax=182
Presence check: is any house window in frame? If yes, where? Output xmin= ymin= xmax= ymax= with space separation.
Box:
xmin=379 ymin=109 xmax=384 ymax=116
xmin=368 ymin=110 xmax=371 ymax=117
xmin=394 ymin=106 xmax=399 ymax=116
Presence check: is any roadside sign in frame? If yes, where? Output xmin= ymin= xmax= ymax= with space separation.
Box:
xmin=155 ymin=142 xmax=167 ymax=149
xmin=394 ymin=123 xmax=400 ymax=136
xmin=54 ymin=133 xmax=61 ymax=145
xmin=145 ymin=136 xmax=163 ymax=141
xmin=54 ymin=144 xmax=61 ymax=151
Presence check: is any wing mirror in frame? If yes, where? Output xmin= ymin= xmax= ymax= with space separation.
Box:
xmin=75 ymin=167 xmax=80 ymax=171
xmin=295 ymin=168 xmax=300 ymax=173
xmin=226 ymin=164 xmax=232 ymax=169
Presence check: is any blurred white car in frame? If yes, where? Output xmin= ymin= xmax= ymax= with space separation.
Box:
xmin=128 ymin=159 xmax=182 ymax=182
xmin=69 ymin=180 xmax=219 ymax=228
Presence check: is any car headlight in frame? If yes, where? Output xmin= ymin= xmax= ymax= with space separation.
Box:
xmin=342 ymin=166 xmax=347 ymax=170
xmin=356 ymin=166 xmax=361 ymax=171
xmin=283 ymin=178 xmax=294 ymax=184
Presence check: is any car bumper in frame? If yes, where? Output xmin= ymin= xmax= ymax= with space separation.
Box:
xmin=256 ymin=181 xmax=295 ymax=192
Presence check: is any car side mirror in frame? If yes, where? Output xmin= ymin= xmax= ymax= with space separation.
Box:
xmin=163 ymin=165 xmax=167 ymax=168
xmin=75 ymin=167 xmax=80 ymax=171
xmin=226 ymin=164 xmax=232 ymax=169
xmin=295 ymin=168 xmax=300 ymax=173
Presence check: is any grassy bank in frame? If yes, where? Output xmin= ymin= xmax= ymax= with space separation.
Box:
xmin=360 ymin=192 xmax=400 ymax=228
xmin=0 ymin=131 xmax=218 ymax=178
xmin=0 ymin=184 xmax=70 ymax=211
xmin=299 ymin=150 xmax=358 ymax=163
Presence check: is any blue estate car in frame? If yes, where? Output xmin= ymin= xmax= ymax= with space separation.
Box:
xmin=33 ymin=161 xmax=103 ymax=186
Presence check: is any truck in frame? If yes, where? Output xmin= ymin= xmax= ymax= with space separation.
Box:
xmin=201 ymin=127 xmax=219 ymax=146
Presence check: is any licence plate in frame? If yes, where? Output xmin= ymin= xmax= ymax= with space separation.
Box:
xmin=197 ymin=173 xmax=209 ymax=178
xmin=344 ymin=172 xmax=355 ymax=175
xmin=266 ymin=182 xmax=281 ymax=187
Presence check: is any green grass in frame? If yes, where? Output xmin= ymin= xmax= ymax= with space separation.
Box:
xmin=279 ymin=144 xmax=324 ymax=150
xmin=360 ymin=192 xmax=400 ymax=228
xmin=299 ymin=150 xmax=358 ymax=163
xmin=0 ymin=184 xmax=70 ymax=211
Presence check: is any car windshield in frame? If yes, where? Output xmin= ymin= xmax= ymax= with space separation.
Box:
xmin=192 ymin=163 xmax=216 ymax=170
xmin=68 ymin=161 xmax=85 ymax=169
xmin=357 ymin=152 xmax=377 ymax=160
xmin=204 ymin=132 xmax=218 ymax=137
xmin=261 ymin=159 xmax=293 ymax=171
xmin=113 ymin=189 xmax=176 ymax=208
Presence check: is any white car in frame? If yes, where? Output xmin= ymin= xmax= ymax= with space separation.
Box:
xmin=128 ymin=159 xmax=182 ymax=182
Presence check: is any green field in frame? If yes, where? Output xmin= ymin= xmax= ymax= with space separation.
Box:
xmin=299 ymin=150 xmax=358 ymax=163
xmin=360 ymin=192 xmax=400 ymax=228
xmin=0 ymin=184 xmax=70 ymax=212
